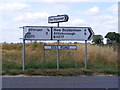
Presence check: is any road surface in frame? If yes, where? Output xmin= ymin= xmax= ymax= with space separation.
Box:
xmin=2 ymin=76 xmax=119 ymax=89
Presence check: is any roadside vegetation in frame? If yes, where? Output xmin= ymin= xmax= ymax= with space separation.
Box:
xmin=2 ymin=42 xmax=119 ymax=76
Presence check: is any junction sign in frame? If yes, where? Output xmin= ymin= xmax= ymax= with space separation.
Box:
xmin=23 ymin=26 xmax=94 ymax=41
xmin=21 ymin=14 xmax=94 ymax=71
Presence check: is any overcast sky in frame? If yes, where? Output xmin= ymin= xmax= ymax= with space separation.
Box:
xmin=0 ymin=0 xmax=118 ymax=43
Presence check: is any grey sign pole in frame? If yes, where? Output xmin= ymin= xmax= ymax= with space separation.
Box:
xmin=57 ymin=22 xmax=60 ymax=69
xmin=84 ymin=40 xmax=87 ymax=68
xmin=43 ymin=43 xmax=46 ymax=62
xmin=22 ymin=39 xmax=25 ymax=71
xmin=57 ymin=40 xmax=60 ymax=69
xmin=74 ymin=49 xmax=77 ymax=68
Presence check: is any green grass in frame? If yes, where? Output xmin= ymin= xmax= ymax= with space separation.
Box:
xmin=2 ymin=68 xmax=94 ymax=76
xmin=2 ymin=60 xmax=119 ymax=76
xmin=3 ymin=61 xmax=22 ymax=70
xmin=26 ymin=61 xmax=57 ymax=69
xmin=87 ymin=61 xmax=118 ymax=75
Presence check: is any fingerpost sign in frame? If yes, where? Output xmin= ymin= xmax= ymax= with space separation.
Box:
xmin=21 ymin=14 xmax=94 ymax=71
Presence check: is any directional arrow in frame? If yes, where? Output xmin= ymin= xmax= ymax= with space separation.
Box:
xmin=88 ymin=28 xmax=94 ymax=40
xmin=64 ymin=15 xmax=69 ymax=21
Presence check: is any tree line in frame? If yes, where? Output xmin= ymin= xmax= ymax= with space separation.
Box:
xmin=92 ymin=32 xmax=120 ymax=44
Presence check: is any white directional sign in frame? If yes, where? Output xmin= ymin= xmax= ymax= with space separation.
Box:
xmin=44 ymin=45 xmax=77 ymax=50
xmin=23 ymin=26 xmax=51 ymax=40
xmin=48 ymin=15 xmax=69 ymax=23
xmin=52 ymin=27 xmax=94 ymax=41
xmin=23 ymin=26 xmax=94 ymax=41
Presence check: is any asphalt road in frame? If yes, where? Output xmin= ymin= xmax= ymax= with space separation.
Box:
xmin=2 ymin=76 xmax=119 ymax=88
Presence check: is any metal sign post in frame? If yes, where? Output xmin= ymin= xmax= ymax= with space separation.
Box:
xmin=22 ymin=39 xmax=25 ymax=71
xmin=57 ymin=22 xmax=60 ymax=69
xmin=57 ymin=40 xmax=60 ymax=69
xmin=85 ymin=40 xmax=87 ymax=68
xmin=74 ymin=49 xmax=77 ymax=68
xmin=43 ymin=43 xmax=46 ymax=62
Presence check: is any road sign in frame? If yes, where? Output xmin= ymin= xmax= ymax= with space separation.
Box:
xmin=23 ymin=26 xmax=51 ymax=40
xmin=44 ymin=45 xmax=77 ymax=50
xmin=48 ymin=15 xmax=69 ymax=23
xmin=52 ymin=27 xmax=94 ymax=41
xmin=23 ymin=26 xmax=94 ymax=41
xmin=22 ymin=14 xmax=94 ymax=70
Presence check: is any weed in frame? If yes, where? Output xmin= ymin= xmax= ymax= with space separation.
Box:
xmin=2 ymin=43 xmax=118 ymax=76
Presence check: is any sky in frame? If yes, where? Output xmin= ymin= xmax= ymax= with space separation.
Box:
xmin=0 ymin=0 xmax=118 ymax=43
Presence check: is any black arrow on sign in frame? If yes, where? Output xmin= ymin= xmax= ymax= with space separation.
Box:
xmin=64 ymin=15 xmax=69 ymax=21
xmin=87 ymin=28 xmax=93 ymax=40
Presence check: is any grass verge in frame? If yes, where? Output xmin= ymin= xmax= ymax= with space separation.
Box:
xmin=2 ymin=61 xmax=119 ymax=76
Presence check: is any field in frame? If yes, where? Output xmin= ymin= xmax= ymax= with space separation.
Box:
xmin=1 ymin=42 xmax=119 ymax=76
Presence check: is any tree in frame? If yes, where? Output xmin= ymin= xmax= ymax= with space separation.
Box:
xmin=92 ymin=35 xmax=104 ymax=44
xmin=105 ymin=32 xmax=120 ymax=44
xmin=115 ymin=33 xmax=120 ymax=43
